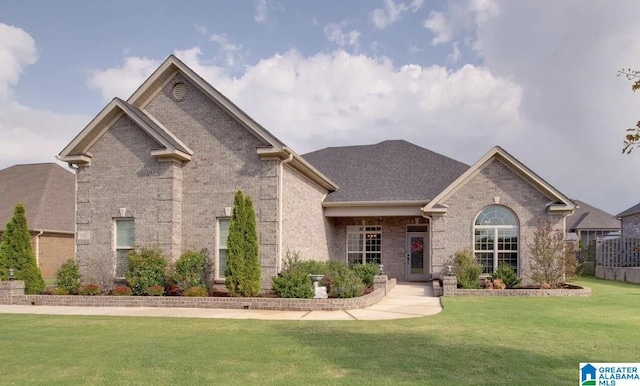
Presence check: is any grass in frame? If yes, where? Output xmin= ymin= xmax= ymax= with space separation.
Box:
xmin=0 ymin=276 xmax=638 ymax=385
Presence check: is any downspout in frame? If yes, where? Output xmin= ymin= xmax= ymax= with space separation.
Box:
xmin=68 ymin=163 xmax=79 ymax=261
xmin=422 ymin=212 xmax=434 ymax=279
xmin=35 ymin=230 xmax=44 ymax=267
xmin=278 ymin=152 xmax=294 ymax=273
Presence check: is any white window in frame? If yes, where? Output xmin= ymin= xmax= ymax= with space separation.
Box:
xmin=115 ymin=219 xmax=134 ymax=278
xmin=346 ymin=226 xmax=381 ymax=266
xmin=473 ymin=206 xmax=519 ymax=275
xmin=217 ymin=218 xmax=230 ymax=279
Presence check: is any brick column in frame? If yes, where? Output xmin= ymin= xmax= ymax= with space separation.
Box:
xmin=442 ymin=276 xmax=457 ymax=296
xmin=373 ymin=275 xmax=389 ymax=294
xmin=0 ymin=280 xmax=25 ymax=303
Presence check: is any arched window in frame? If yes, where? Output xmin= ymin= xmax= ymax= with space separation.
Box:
xmin=473 ymin=206 xmax=519 ymax=274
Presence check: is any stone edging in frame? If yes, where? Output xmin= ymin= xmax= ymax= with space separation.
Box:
xmin=0 ymin=278 xmax=397 ymax=312
xmin=438 ymin=276 xmax=591 ymax=297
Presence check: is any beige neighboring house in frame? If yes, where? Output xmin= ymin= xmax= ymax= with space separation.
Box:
xmin=0 ymin=163 xmax=75 ymax=278
xmin=565 ymin=200 xmax=620 ymax=245
xmin=58 ymin=55 xmax=576 ymax=287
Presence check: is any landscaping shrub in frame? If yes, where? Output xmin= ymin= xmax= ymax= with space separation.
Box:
xmin=174 ymin=249 xmax=210 ymax=289
xmin=125 ymin=246 xmax=167 ymax=295
xmin=452 ymin=250 xmax=482 ymax=289
xmin=328 ymin=269 xmax=364 ymax=298
xmin=147 ymin=285 xmax=164 ymax=296
xmin=79 ymin=284 xmax=101 ymax=296
xmin=56 ymin=259 xmax=81 ymax=294
xmin=226 ymin=190 xmax=261 ymax=297
xmin=271 ymin=250 xmax=314 ymax=299
xmin=183 ymin=286 xmax=208 ymax=297
xmin=529 ymin=222 xmax=579 ymax=288
xmin=112 ymin=286 xmax=132 ymax=296
xmin=0 ymin=203 xmax=45 ymax=294
xmin=351 ymin=263 xmax=379 ymax=287
xmin=165 ymin=283 xmax=181 ymax=296
xmin=491 ymin=263 xmax=521 ymax=288
xmin=51 ymin=287 xmax=69 ymax=295
xmin=83 ymin=252 xmax=117 ymax=294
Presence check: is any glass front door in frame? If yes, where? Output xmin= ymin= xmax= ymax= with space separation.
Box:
xmin=406 ymin=227 xmax=429 ymax=281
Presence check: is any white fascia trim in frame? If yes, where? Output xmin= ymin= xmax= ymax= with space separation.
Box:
xmin=323 ymin=200 xmax=428 ymax=207
xmin=57 ymin=154 xmax=92 ymax=166
xmin=59 ymin=99 xmax=120 ymax=159
xmin=257 ymin=147 xmax=338 ymax=191
xmin=150 ymin=149 xmax=192 ymax=162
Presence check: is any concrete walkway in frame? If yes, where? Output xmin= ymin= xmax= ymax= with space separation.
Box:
xmin=0 ymin=283 xmax=442 ymax=321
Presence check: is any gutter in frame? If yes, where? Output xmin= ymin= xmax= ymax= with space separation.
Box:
xmin=277 ymin=152 xmax=294 ymax=274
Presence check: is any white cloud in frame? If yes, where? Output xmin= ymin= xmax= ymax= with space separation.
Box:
xmin=370 ymin=0 xmax=424 ymax=29
xmin=423 ymin=11 xmax=451 ymax=44
xmin=324 ymin=23 xmax=361 ymax=48
xmin=209 ymin=33 xmax=244 ymax=67
xmin=0 ymin=23 xmax=89 ymax=169
xmin=86 ymin=56 xmax=160 ymax=101
xmin=0 ymin=23 xmax=38 ymax=101
xmin=423 ymin=0 xmax=499 ymax=46
xmin=447 ymin=42 xmax=461 ymax=63
xmin=254 ymin=0 xmax=268 ymax=23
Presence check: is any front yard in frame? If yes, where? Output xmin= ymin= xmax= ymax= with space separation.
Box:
xmin=0 ymin=276 xmax=638 ymax=385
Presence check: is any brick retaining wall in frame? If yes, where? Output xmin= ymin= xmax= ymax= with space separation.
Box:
xmin=0 ymin=278 xmax=397 ymax=312
xmin=439 ymin=276 xmax=591 ymax=297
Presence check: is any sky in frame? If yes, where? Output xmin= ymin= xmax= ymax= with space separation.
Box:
xmin=0 ymin=0 xmax=638 ymax=215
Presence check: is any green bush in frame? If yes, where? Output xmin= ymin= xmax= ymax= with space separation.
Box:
xmin=174 ymin=250 xmax=210 ymax=289
xmin=351 ymin=263 xmax=379 ymax=287
xmin=0 ymin=203 xmax=45 ymax=294
xmin=147 ymin=285 xmax=164 ymax=296
xmin=328 ymin=269 xmax=364 ymax=298
xmin=111 ymin=286 xmax=132 ymax=296
xmin=452 ymin=250 xmax=482 ymax=289
xmin=56 ymin=259 xmax=81 ymax=294
xmin=79 ymin=284 xmax=101 ymax=296
xmin=271 ymin=250 xmax=314 ymax=299
xmin=183 ymin=286 xmax=208 ymax=297
xmin=51 ymin=287 xmax=69 ymax=295
xmin=491 ymin=263 xmax=521 ymax=288
xmin=125 ymin=246 xmax=167 ymax=295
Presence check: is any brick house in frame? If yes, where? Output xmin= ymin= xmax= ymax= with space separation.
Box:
xmin=617 ymin=202 xmax=640 ymax=237
xmin=0 ymin=163 xmax=75 ymax=278
xmin=58 ymin=55 xmax=576 ymax=287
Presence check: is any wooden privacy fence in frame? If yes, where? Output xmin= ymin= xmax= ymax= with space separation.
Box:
xmin=576 ymin=241 xmax=596 ymax=275
xmin=597 ymin=237 xmax=640 ymax=267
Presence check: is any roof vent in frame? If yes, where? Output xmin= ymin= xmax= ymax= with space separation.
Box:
xmin=171 ymin=82 xmax=187 ymax=101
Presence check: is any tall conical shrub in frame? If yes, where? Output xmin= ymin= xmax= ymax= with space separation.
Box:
xmin=241 ymin=195 xmax=261 ymax=296
xmin=0 ymin=203 xmax=45 ymax=294
xmin=225 ymin=191 xmax=246 ymax=296
xmin=225 ymin=190 xmax=261 ymax=297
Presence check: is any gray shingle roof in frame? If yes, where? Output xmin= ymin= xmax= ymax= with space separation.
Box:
xmin=566 ymin=199 xmax=620 ymax=231
xmin=618 ymin=202 xmax=640 ymax=218
xmin=303 ymin=140 xmax=469 ymax=202
xmin=0 ymin=163 xmax=75 ymax=233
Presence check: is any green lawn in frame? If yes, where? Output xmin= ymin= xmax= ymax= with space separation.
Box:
xmin=0 ymin=276 xmax=638 ymax=385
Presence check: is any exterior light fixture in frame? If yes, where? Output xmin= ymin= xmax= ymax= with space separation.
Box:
xmin=8 ymin=267 xmax=15 ymax=281
xmin=379 ymin=264 xmax=384 ymax=275
xmin=446 ymin=265 xmax=453 ymax=276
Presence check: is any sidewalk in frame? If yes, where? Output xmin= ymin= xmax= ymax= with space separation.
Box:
xmin=0 ymin=283 xmax=442 ymax=321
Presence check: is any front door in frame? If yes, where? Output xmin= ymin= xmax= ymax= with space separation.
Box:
xmin=406 ymin=227 xmax=429 ymax=281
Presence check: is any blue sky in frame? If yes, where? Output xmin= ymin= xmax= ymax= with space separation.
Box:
xmin=0 ymin=0 xmax=639 ymax=215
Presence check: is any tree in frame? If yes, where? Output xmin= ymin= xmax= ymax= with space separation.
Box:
xmin=528 ymin=222 xmax=577 ymax=288
xmin=0 ymin=203 xmax=45 ymax=294
xmin=241 ymin=195 xmax=261 ymax=296
xmin=225 ymin=190 xmax=261 ymax=297
xmin=618 ymin=68 xmax=640 ymax=154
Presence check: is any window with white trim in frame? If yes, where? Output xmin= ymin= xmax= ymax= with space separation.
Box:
xmin=217 ymin=218 xmax=230 ymax=279
xmin=115 ymin=219 xmax=134 ymax=278
xmin=473 ymin=206 xmax=519 ymax=275
xmin=346 ymin=226 xmax=381 ymax=265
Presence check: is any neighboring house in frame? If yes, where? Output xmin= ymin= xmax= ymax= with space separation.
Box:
xmin=58 ymin=55 xmax=576 ymax=286
xmin=0 ymin=163 xmax=75 ymax=278
xmin=565 ymin=200 xmax=620 ymax=246
xmin=617 ymin=202 xmax=640 ymax=237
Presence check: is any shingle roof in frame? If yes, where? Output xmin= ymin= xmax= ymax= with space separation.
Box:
xmin=566 ymin=200 xmax=620 ymax=231
xmin=617 ymin=202 xmax=640 ymax=218
xmin=0 ymin=163 xmax=75 ymax=233
xmin=303 ymin=140 xmax=469 ymax=202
